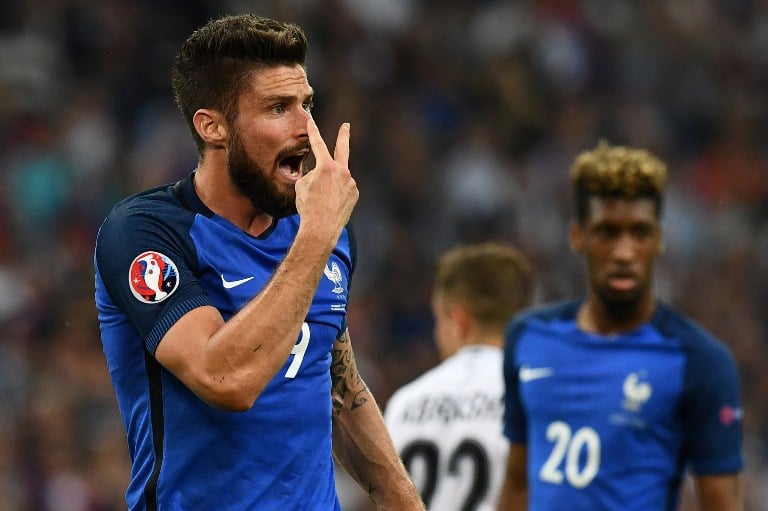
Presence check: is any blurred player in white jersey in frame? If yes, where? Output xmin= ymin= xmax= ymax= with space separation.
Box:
xmin=385 ymin=242 xmax=533 ymax=511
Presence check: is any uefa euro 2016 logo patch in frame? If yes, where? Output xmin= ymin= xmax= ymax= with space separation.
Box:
xmin=128 ymin=251 xmax=179 ymax=303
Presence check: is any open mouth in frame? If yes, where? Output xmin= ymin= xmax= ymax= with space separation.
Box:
xmin=278 ymin=150 xmax=309 ymax=180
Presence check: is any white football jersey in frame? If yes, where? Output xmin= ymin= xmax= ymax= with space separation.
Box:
xmin=385 ymin=345 xmax=508 ymax=511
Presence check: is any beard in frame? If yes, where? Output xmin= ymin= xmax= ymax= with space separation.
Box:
xmin=227 ymin=132 xmax=298 ymax=218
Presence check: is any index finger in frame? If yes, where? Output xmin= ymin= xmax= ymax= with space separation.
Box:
xmin=333 ymin=123 xmax=350 ymax=169
xmin=307 ymin=117 xmax=332 ymax=165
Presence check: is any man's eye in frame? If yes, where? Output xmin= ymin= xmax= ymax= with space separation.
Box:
xmin=303 ymin=101 xmax=313 ymax=112
xmin=594 ymin=225 xmax=616 ymax=238
xmin=632 ymin=225 xmax=653 ymax=238
xmin=272 ymin=104 xmax=285 ymax=114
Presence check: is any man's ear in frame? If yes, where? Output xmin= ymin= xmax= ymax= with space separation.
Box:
xmin=569 ymin=221 xmax=583 ymax=254
xmin=192 ymin=109 xmax=228 ymax=149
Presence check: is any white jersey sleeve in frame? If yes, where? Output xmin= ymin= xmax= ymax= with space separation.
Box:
xmin=384 ymin=345 xmax=509 ymax=511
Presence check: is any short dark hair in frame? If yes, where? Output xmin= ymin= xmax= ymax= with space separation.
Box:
xmin=171 ymin=14 xmax=308 ymax=155
xmin=571 ymin=140 xmax=668 ymax=224
xmin=435 ymin=242 xmax=533 ymax=329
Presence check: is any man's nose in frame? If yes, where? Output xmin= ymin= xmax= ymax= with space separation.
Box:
xmin=612 ymin=233 xmax=636 ymax=261
xmin=295 ymin=106 xmax=312 ymax=134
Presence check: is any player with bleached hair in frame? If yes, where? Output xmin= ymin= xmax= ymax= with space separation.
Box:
xmin=498 ymin=142 xmax=744 ymax=511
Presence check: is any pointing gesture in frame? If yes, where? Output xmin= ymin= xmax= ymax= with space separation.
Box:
xmin=333 ymin=122 xmax=350 ymax=169
xmin=296 ymin=118 xmax=358 ymax=243
xmin=306 ymin=117 xmax=350 ymax=169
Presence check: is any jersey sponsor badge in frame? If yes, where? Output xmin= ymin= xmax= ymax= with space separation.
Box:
xmin=221 ymin=274 xmax=255 ymax=289
xmin=719 ymin=405 xmax=743 ymax=426
xmin=519 ymin=365 xmax=553 ymax=382
xmin=128 ymin=251 xmax=179 ymax=303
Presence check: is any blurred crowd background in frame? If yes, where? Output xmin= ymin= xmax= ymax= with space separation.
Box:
xmin=0 ymin=0 xmax=767 ymax=509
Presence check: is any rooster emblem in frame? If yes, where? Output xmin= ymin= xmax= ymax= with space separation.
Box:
xmin=324 ymin=262 xmax=344 ymax=294
xmin=622 ymin=372 xmax=652 ymax=412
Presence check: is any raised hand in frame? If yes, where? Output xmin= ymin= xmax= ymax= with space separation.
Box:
xmin=295 ymin=118 xmax=359 ymax=243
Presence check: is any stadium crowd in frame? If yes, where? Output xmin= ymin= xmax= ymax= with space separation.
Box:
xmin=0 ymin=0 xmax=766 ymax=509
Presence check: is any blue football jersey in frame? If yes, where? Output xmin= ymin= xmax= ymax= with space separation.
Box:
xmin=503 ymin=301 xmax=743 ymax=511
xmin=94 ymin=174 xmax=355 ymax=510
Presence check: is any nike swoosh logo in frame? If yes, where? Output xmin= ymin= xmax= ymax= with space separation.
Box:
xmin=221 ymin=275 xmax=255 ymax=289
xmin=519 ymin=366 xmax=554 ymax=382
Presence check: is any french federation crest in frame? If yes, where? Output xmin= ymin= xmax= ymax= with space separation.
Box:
xmin=129 ymin=251 xmax=179 ymax=303
xmin=621 ymin=372 xmax=652 ymax=412
xmin=324 ymin=261 xmax=344 ymax=294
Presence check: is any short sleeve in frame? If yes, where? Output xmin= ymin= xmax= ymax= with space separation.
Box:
xmin=95 ymin=198 xmax=211 ymax=354
xmin=680 ymin=338 xmax=744 ymax=475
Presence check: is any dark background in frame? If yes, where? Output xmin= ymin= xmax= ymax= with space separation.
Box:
xmin=0 ymin=1 xmax=766 ymax=509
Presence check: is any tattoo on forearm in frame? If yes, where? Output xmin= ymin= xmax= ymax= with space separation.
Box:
xmin=331 ymin=331 xmax=370 ymax=415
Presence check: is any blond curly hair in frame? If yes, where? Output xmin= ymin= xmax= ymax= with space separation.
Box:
xmin=571 ymin=141 xmax=668 ymax=222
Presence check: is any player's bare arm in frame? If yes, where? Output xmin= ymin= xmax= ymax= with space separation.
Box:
xmin=330 ymin=329 xmax=370 ymax=418
xmin=330 ymin=329 xmax=426 ymax=510
xmin=155 ymin=119 xmax=358 ymax=411
xmin=497 ymin=444 xmax=528 ymax=511
xmin=695 ymin=473 xmax=743 ymax=511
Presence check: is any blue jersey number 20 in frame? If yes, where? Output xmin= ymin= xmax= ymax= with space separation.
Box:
xmin=539 ymin=421 xmax=600 ymax=489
